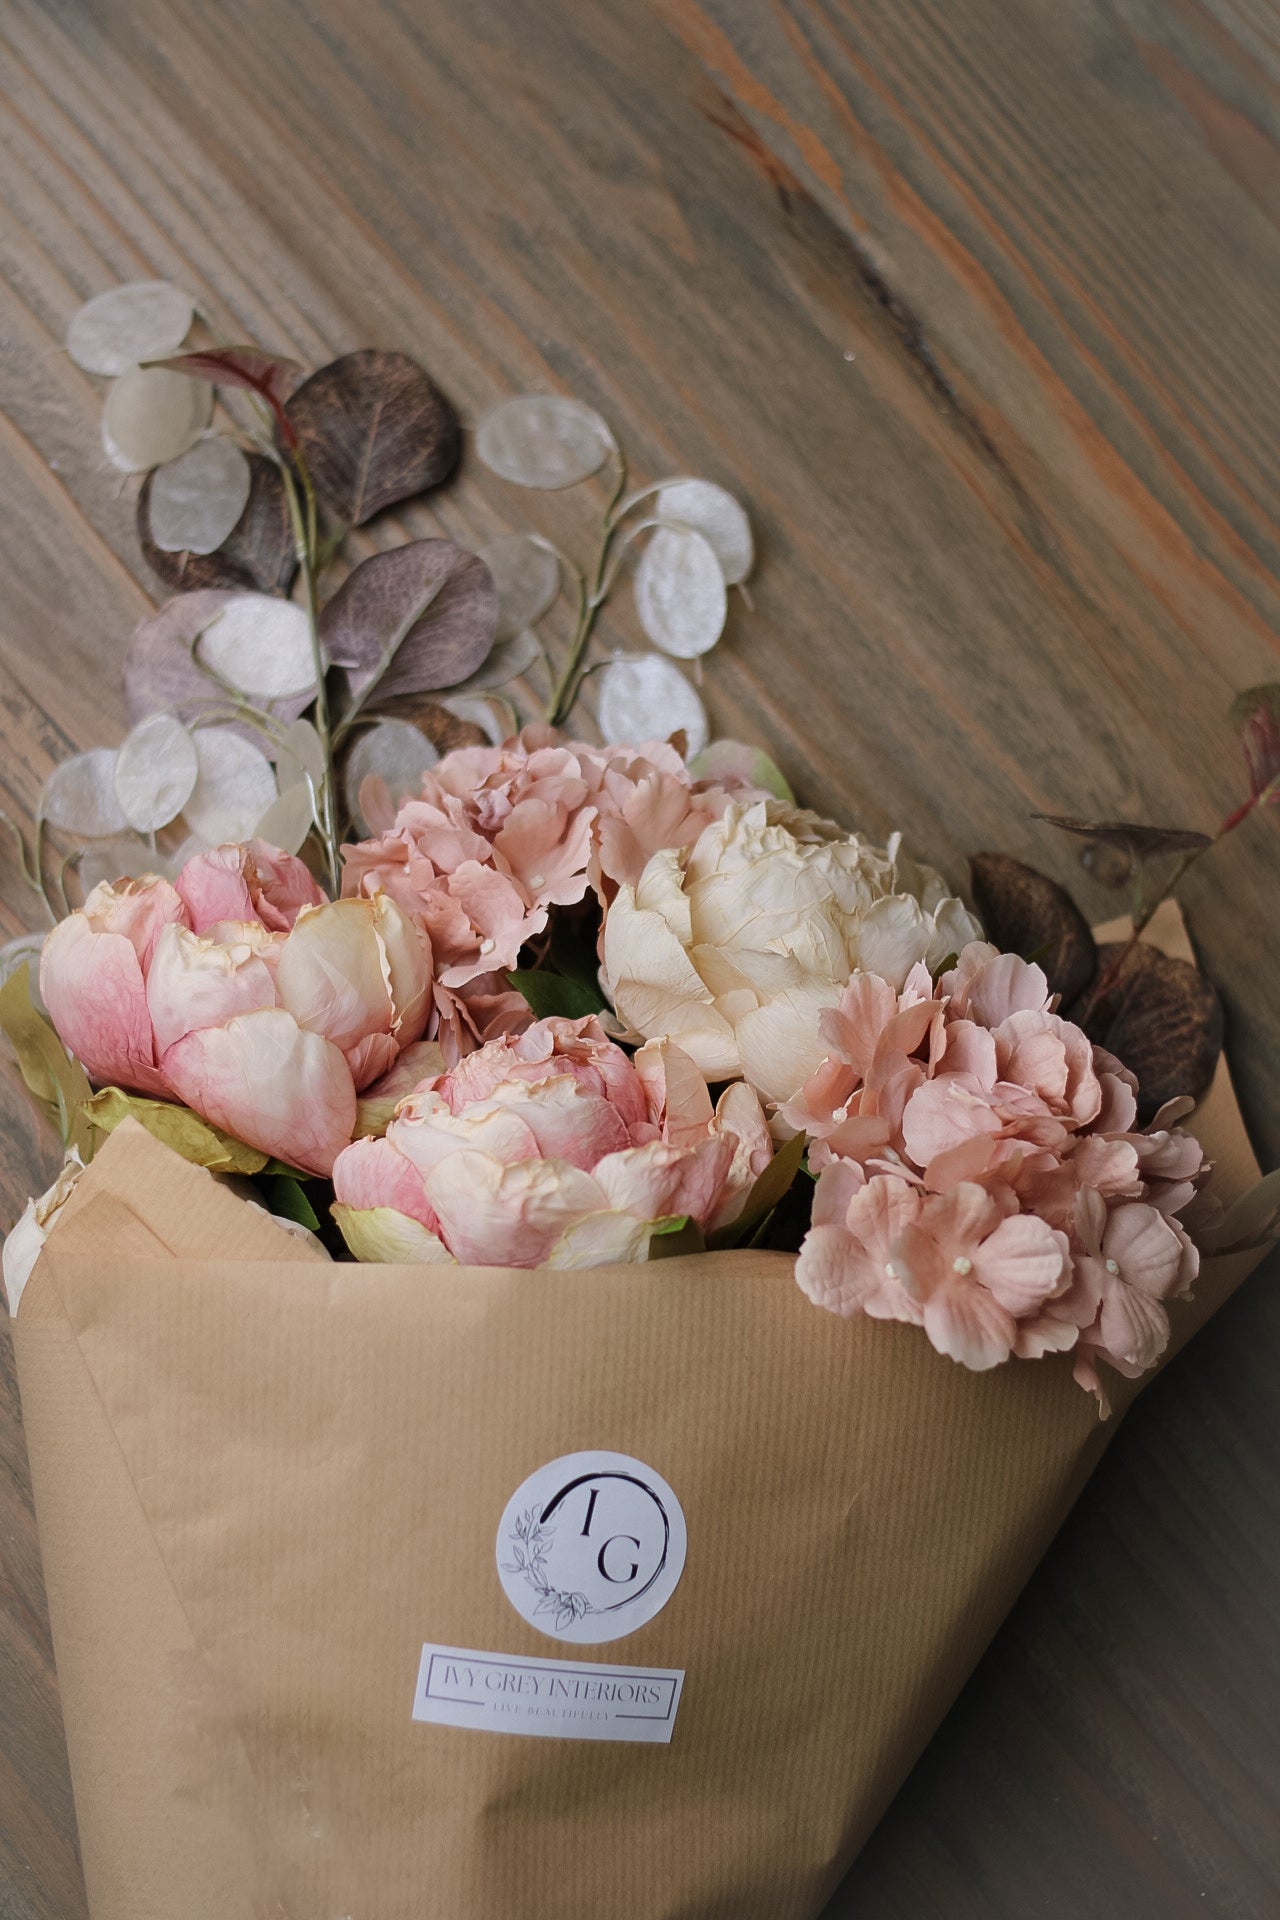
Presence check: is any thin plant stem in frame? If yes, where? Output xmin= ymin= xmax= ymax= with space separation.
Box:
xmin=280 ymin=458 xmax=341 ymax=893
xmin=1077 ymin=778 xmax=1276 ymax=1021
xmin=545 ymin=448 xmax=628 ymax=728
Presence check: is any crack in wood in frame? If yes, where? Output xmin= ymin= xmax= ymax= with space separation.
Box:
xmin=700 ymin=89 xmax=1058 ymax=563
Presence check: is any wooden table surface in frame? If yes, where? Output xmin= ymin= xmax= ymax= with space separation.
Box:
xmin=1 ymin=0 xmax=1277 ymax=1913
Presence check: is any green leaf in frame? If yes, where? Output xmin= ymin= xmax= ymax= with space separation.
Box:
xmin=0 ymin=964 xmax=94 ymax=1157
xmin=506 ymin=969 xmax=607 ymax=1019
xmin=647 ymin=1216 xmax=706 ymax=1260
xmin=255 ymin=1173 xmax=321 ymax=1232
xmin=82 ymin=1086 xmax=269 ymax=1174
xmin=689 ymin=740 xmax=795 ymax=804
xmin=707 ymin=1128 xmax=808 ymax=1252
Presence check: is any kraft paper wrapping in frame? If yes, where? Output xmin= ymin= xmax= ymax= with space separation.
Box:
xmin=12 ymin=904 xmax=1270 ymax=1920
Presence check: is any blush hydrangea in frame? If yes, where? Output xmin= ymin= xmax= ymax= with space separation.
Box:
xmin=788 ymin=944 xmax=1208 ymax=1410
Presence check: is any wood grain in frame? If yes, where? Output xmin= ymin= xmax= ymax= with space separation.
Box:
xmin=0 ymin=0 xmax=1277 ymax=1913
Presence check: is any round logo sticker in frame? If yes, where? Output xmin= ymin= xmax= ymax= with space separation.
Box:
xmin=496 ymin=1450 xmax=687 ymax=1645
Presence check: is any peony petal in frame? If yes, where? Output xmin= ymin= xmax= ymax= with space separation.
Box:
xmin=633 ymin=1036 xmax=715 ymax=1143
xmin=40 ymin=916 xmax=167 ymax=1095
xmin=145 ymin=921 xmax=278 ymax=1055
xmin=332 ymin=1133 xmax=441 ymax=1230
xmin=332 ymin=1204 xmax=454 ymax=1264
xmin=276 ymin=900 xmax=392 ymax=1053
xmin=353 ymin=1038 xmax=446 ymax=1138
xmin=545 ymin=1211 xmax=658 ymax=1267
xmin=161 ymin=1007 xmax=356 ymax=1175
xmin=592 ymin=1135 xmax=734 ymax=1231
xmin=422 ymin=1150 xmax=607 ymax=1267
xmin=853 ymin=895 xmax=933 ymax=990
xmin=603 ymin=887 xmax=739 ymax=1079
xmin=734 ymin=980 xmax=843 ymax=1106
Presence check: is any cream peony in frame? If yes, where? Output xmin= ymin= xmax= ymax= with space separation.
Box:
xmin=601 ymin=801 xmax=981 ymax=1103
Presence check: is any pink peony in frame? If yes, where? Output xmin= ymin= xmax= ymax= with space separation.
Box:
xmin=341 ymin=728 xmax=763 ymax=1056
xmin=331 ymin=1019 xmax=773 ymax=1267
xmin=790 ymin=943 xmax=1208 ymax=1406
xmin=41 ymin=848 xmax=431 ymax=1176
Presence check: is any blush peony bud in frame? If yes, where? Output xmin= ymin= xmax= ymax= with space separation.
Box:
xmin=331 ymin=1017 xmax=774 ymax=1267
xmin=40 ymin=850 xmax=433 ymax=1177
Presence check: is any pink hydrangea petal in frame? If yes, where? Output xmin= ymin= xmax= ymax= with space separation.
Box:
xmin=937 ymin=1019 xmax=998 ymax=1085
xmin=1070 ymin=1135 xmax=1143 ymax=1196
xmin=901 ymin=1076 xmax=1002 ymax=1167
xmin=949 ymin=948 xmax=1051 ymax=1025
xmin=1101 ymin=1202 xmax=1185 ymax=1296
xmin=810 ymin=1155 xmax=869 ymax=1229
xmin=1096 ymin=1278 xmax=1170 ymax=1373
xmin=795 ymin=1223 xmax=904 ymax=1318
xmin=817 ymin=972 xmax=897 ymax=1076
xmin=920 ymin=1280 xmax=1017 ymax=1370
xmin=970 ymin=1214 xmax=1068 ymax=1314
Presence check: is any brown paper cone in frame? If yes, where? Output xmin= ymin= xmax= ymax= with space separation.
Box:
xmin=13 ymin=904 xmax=1270 ymax=1920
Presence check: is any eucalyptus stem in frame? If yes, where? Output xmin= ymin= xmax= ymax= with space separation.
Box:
xmin=1078 ymin=783 xmax=1273 ymax=1022
xmin=545 ymin=448 xmax=628 ymax=729
xmin=280 ymin=458 xmax=341 ymax=893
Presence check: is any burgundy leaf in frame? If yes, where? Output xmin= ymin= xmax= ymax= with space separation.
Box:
xmin=149 ymin=346 xmax=306 ymax=411
xmin=1082 ymin=942 xmax=1223 ymax=1122
xmin=138 ymin=453 xmax=296 ymax=597
xmin=1229 ymin=684 xmax=1280 ymax=801
xmin=321 ymin=540 xmax=496 ymax=708
xmin=147 ymin=348 xmax=306 ymax=453
xmin=124 ymin=590 xmax=315 ymax=732
xmin=969 ymin=852 xmax=1097 ymax=1004
xmin=283 ymin=350 xmax=460 ymax=525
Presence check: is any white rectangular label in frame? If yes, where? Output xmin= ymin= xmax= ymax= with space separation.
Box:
xmin=412 ymin=1642 xmax=684 ymax=1744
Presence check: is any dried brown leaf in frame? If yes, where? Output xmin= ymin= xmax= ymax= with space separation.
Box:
xmin=1085 ymin=942 xmax=1223 ymax=1122
xmin=1036 ymin=814 xmax=1212 ymax=861
xmin=283 ymin=350 xmax=460 ymax=524
xmin=139 ymin=453 xmax=296 ymax=596
xmin=969 ymin=852 xmax=1097 ymax=1003
xmin=321 ymin=540 xmax=496 ymax=707
xmin=125 ymin=591 xmax=314 ymax=730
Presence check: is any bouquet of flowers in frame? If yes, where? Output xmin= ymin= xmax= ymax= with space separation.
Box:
xmin=4 ymin=283 xmax=1278 ymax=1920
